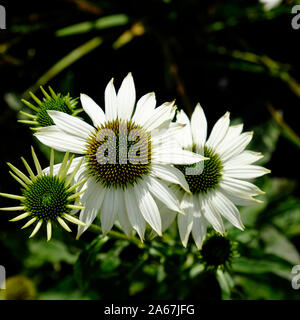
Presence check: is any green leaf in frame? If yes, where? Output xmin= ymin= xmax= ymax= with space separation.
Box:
xmin=56 ymin=22 xmax=94 ymax=37
xmin=232 ymin=256 xmax=293 ymax=281
xmin=189 ymin=264 xmax=205 ymax=278
xmin=271 ymin=198 xmax=300 ymax=237
xmin=98 ymin=253 xmax=121 ymax=273
xmin=56 ymin=14 xmax=129 ymax=37
xmin=98 ymin=240 xmax=128 ymax=273
xmin=24 ymin=239 xmax=77 ymax=268
xmin=157 ymin=264 xmax=166 ymax=282
xmin=94 ymin=14 xmax=129 ymax=30
xmin=258 ymin=178 xmax=296 ymax=204
xmin=129 ymin=281 xmax=146 ymax=296
xmin=260 ymin=226 xmax=300 ymax=265
xmin=216 ymin=270 xmax=234 ymax=299
xmin=234 ymin=274 xmax=294 ymax=300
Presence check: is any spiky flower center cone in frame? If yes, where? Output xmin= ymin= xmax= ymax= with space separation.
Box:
xmin=85 ymin=119 xmax=152 ymax=189
xmin=201 ymin=234 xmax=236 ymax=270
xmin=20 ymin=87 xmax=79 ymax=128
xmin=22 ymin=176 xmax=72 ymax=221
xmin=175 ymin=146 xmax=223 ymax=194
xmin=0 ymin=148 xmax=86 ymax=240
xmin=36 ymin=96 xmax=74 ymax=127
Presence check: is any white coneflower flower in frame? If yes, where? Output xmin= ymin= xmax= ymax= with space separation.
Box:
xmin=0 ymin=148 xmax=86 ymax=241
xmin=159 ymin=104 xmax=270 ymax=249
xmin=34 ymin=73 xmax=206 ymax=239
xmin=19 ymin=86 xmax=81 ymax=129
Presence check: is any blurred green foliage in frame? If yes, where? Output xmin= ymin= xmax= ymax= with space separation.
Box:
xmin=0 ymin=0 xmax=300 ymax=300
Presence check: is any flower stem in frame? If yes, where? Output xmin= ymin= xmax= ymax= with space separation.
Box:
xmin=89 ymin=223 xmax=145 ymax=248
xmin=268 ymin=104 xmax=300 ymax=149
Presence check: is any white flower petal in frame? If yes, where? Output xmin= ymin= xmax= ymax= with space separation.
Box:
xmin=132 ymin=92 xmax=156 ymax=126
xmin=211 ymin=191 xmax=244 ymax=230
xmin=178 ymin=193 xmax=194 ymax=247
xmin=223 ymin=165 xmax=271 ymax=179
xmin=206 ymin=112 xmax=230 ymax=149
xmin=105 ymin=78 xmax=118 ymax=121
xmin=220 ymin=176 xmax=264 ymax=196
xmin=150 ymin=164 xmax=190 ymax=193
xmin=175 ymin=109 xmax=193 ymax=148
xmin=218 ymin=132 xmax=253 ymax=163
xmin=156 ymin=198 xmax=178 ymax=232
xmin=151 ymin=135 xmax=180 ymax=151
xmin=220 ymin=188 xmax=263 ymax=206
xmin=117 ymin=72 xmax=136 ymax=120
xmin=145 ymin=176 xmax=181 ymax=213
xmin=117 ymin=192 xmax=133 ymax=236
xmin=124 ymin=186 xmax=146 ymax=240
xmin=100 ymin=189 xmax=119 ymax=234
xmin=152 ymin=147 xmax=207 ymax=165
xmin=143 ymin=101 xmax=176 ymax=132
xmin=192 ymin=197 xmax=207 ymax=249
xmin=80 ymin=93 xmax=106 ymax=127
xmin=191 ymin=103 xmax=207 ymax=148
xmin=77 ymin=178 xmax=106 ymax=238
xmin=215 ymin=124 xmax=243 ymax=153
xmin=151 ymin=124 xmax=192 ymax=158
xmin=35 ymin=126 xmax=86 ymax=154
xmin=224 ymin=151 xmax=264 ymax=167
xmin=47 ymin=110 xmax=94 ymax=139
xmin=201 ymin=195 xmax=225 ymax=234
xmin=151 ymin=122 xmax=187 ymax=146
xmin=134 ymin=182 xmax=162 ymax=236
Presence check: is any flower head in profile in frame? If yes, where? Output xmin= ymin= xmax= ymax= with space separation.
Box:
xmin=160 ymin=104 xmax=270 ymax=249
xmin=19 ymin=86 xmax=81 ymax=129
xmin=0 ymin=148 xmax=86 ymax=240
xmin=35 ymin=73 xmax=206 ymax=240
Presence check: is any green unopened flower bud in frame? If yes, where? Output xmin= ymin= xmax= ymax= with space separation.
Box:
xmin=19 ymin=86 xmax=81 ymax=129
xmin=0 ymin=148 xmax=87 ymax=240
xmin=199 ymin=232 xmax=238 ymax=271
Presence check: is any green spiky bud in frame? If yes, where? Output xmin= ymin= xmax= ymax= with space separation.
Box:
xmin=19 ymin=86 xmax=81 ymax=129
xmin=199 ymin=232 xmax=238 ymax=271
xmin=0 ymin=148 xmax=86 ymax=241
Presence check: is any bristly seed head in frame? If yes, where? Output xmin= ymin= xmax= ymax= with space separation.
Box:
xmin=22 ymin=175 xmax=72 ymax=221
xmin=20 ymin=86 xmax=80 ymax=128
xmin=85 ymin=119 xmax=152 ymax=189
xmin=175 ymin=146 xmax=223 ymax=194
xmin=200 ymin=232 xmax=238 ymax=271
xmin=0 ymin=148 xmax=86 ymax=240
xmin=36 ymin=96 xmax=74 ymax=127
